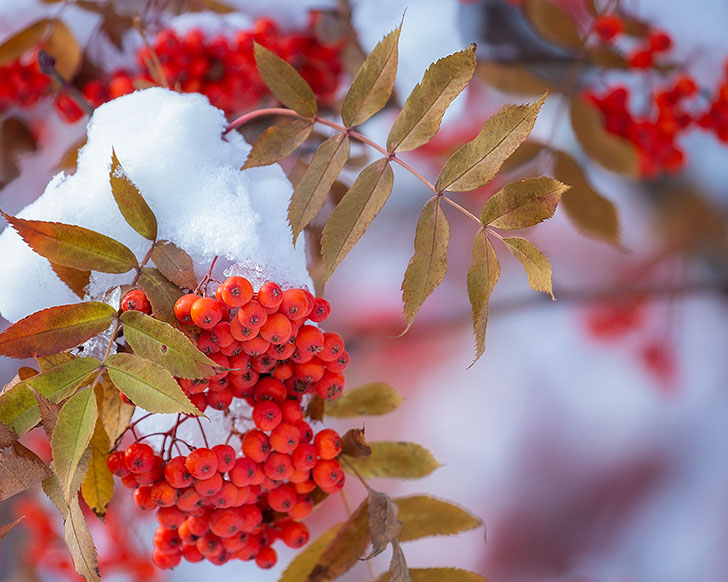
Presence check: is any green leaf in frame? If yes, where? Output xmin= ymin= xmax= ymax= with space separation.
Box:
xmin=279 ymin=523 xmax=342 ymax=582
xmin=480 ymin=177 xmax=568 ymax=229
xmin=242 ymin=117 xmax=314 ymax=169
xmin=150 ymin=240 xmax=198 ymax=290
xmin=343 ymin=442 xmax=440 ymax=479
xmin=51 ymin=387 xmax=98 ymax=502
xmin=570 ymin=98 xmax=639 ymax=178
xmin=321 ymin=158 xmax=393 ymax=284
xmin=342 ymin=24 xmax=401 ymax=127
xmin=524 ymin=0 xmax=583 ymax=49
xmin=0 ymin=443 xmax=52 ymax=501
xmin=467 ymin=230 xmax=499 ymax=365
xmin=324 ymin=382 xmax=402 ymax=417
xmin=554 ymin=151 xmax=620 ymax=246
xmin=380 ymin=568 xmax=488 ymax=582
xmin=81 ymin=414 xmax=113 ymax=519
xmin=120 ymin=311 xmax=216 ymax=379
xmin=395 ymin=495 xmax=482 ymax=541
xmin=387 ymin=45 xmax=477 ymax=153
xmin=109 ymin=149 xmax=157 ymax=241
xmin=308 ymin=498 xmax=370 ymax=582
xmin=64 ymin=494 xmax=101 ymax=582
xmin=401 ymin=197 xmax=450 ymax=333
xmin=503 ymin=237 xmax=554 ymax=299
xmin=0 ymin=302 xmax=115 ymax=359
xmin=138 ymin=267 xmax=183 ymax=325
xmin=105 ymin=353 xmax=200 ymax=415
xmin=289 ymin=133 xmax=350 ymax=243
xmin=253 ymin=42 xmax=317 ymax=117
xmin=435 ymin=95 xmax=545 ymax=193
xmin=0 ymin=357 xmax=99 ymax=435
xmin=1 ymin=211 xmax=138 ymax=274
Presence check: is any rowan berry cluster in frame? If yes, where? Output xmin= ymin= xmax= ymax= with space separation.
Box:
xmin=112 ymin=277 xmax=348 ymax=570
xmin=696 ymin=62 xmax=728 ymax=143
xmin=0 ymin=51 xmax=51 ymax=113
xmin=591 ymin=13 xmax=672 ymax=69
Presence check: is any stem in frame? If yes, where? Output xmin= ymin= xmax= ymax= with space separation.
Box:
xmin=195 ymin=417 xmax=209 ymax=448
xmin=440 ymin=196 xmax=481 ymax=226
xmin=133 ymin=17 xmax=169 ymax=89
xmin=37 ymin=50 xmax=94 ymax=116
xmin=194 ymin=256 xmax=219 ymax=295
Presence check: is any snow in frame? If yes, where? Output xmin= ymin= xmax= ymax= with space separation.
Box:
xmin=0 ymin=88 xmax=312 ymax=322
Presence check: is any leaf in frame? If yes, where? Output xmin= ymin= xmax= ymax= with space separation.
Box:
xmin=51 ymin=388 xmax=98 ymax=502
xmin=380 ymin=568 xmax=488 ymax=582
xmin=56 ymin=137 xmax=85 ymax=171
xmin=388 ymin=540 xmax=410 ymax=582
xmin=253 ymin=42 xmax=317 ymax=117
xmin=554 ymin=151 xmax=620 ymax=246
xmin=467 ymin=231 xmax=500 ymax=364
xmin=120 ymin=311 xmax=216 ymax=379
xmin=0 ymin=516 xmax=24 ymax=540
xmin=279 ymin=523 xmax=342 ymax=582
xmin=587 ymin=47 xmax=629 ymax=70
xmin=81 ymin=415 xmax=113 ymax=519
xmin=395 ymin=495 xmax=482 ymax=541
xmin=0 ymin=20 xmax=80 ymax=79
xmin=150 ymin=240 xmax=197 ymax=289
xmin=289 ymin=133 xmax=350 ymax=243
xmin=0 ymin=421 xmax=17 ymax=447
xmin=340 ymin=428 xmax=372 ymax=459
xmin=503 ymin=237 xmax=554 ymax=299
xmin=242 ymin=118 xmax=314 ymax=169
xmin=1 ymin=211 xmax=138 ymax=274
xmin=37 ymin=352 xmax=74 ymax=372
xmin=105 ymin=353 xmax=200 ymax=415
xmin=570 ymin=98 xmax=639 ymax=178
xmin=308 ymin=499 xmax=370 ymax=582
xmin=109 ymin=149 xmax=158 ymax=241
xmin=481 ymin=177 xmax=567 ymax=229
xmin=401 ymin=198 xmax=450 ymax=333
xmin=476 ymin=61 xmax=553 ymax=97
xmin=0 ymin=302 xmax=116 ymax=359
xmin=499 ymin=141 xmax=545 ymax=173
xmin=435 ymin=96 xmax=545 ymax=193
xmin=342 ymin=24 xmax=401 ymax=127
xmin=0 ymin=357 xmax=99 ymax=435
xmin=387 ymin=45 xmax=477 ymax=153
xmin=64 ymin=495 xmax=101 ymax=582
xmin=343 ymin=442 xmax=440 ymax=479
xmin=524 ymin=0 xmax=583 ymax=49
xmin=1 ymin=367 xmax=38 ymax=398
xmin=98 ymin=372 xmax=134 ymax=445
xmin=0 ymin=116 xmax=37 ymax=189
xmin=321 ymin=158 xmax=394 ymax=283
xmin=50 ymin=262 xmax=91 ymax=298
xmin=138 ymin=267 xmax=183 ymax=325
xmin=306 ymin=394 xmax=325 ymax=422
xmin=0 ymin=444 xmax=52 ymax=501
xmin=30 ymin=388 xmax=62 ymax=438
xmin=368 ymin=490 xmax=401 ymax=558
xmin=325 ymin=383 xmax=402 ymax=417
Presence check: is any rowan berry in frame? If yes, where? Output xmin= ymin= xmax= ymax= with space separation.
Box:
xmin=182 ymin=544 xmax=205 ymax=563
xmin=252 ymin=400 xmax=282 ymax=431
xmin=237 ymin=300 xmax=268 ymax=328
xmin=121 ymin=289 xmax=152 ymax=313
xmin=267 ymin=483 xmax=297 ymax=512
xmin=242 ymin=429 xmax=271 ymax=463
xmin=212 ymin=444 xmax=237 ymax=473
xmin=279 ymin=520 xmax=309 ymax=549
xmin=208 ymin=387 xmax=233 ymax=410
xmin=194 ymin=472 xmax=224 ymax=497
xmin=230 ymin=369 xmax=259 ymax=397
xmin=324 ymin=351 xmax=349 ymax=372
xmin=252 ymin=353 xmax=277 ymax=374
xmin=319 ymin=331 xmax=344 ymax=361
xmin=185 ymin=448 xmax=218 ymax=479
xmin=297 ymin=421 xmax=314 ymax=443
xmin=629 ymin=49 xmax=653 ymax=69
xmin=294 ymin=359 xmax=325 ymax=384
xmin=177 ymin=520 xmax=199 ymax=545
xmin=308 ymin=297 xmax=331 ymax=322
xmin=279 ymin=288 xmax=309 ymax=319
xmin=222 ymin=531 xmax=249 ymax=552
xmin=648 ymin=30 xmax=672 ymax=52
xmin=315 ymin=372 xmax=345 ymax=400
xmin=164 ymin=456 xmax=193 ymax=488
xmin=197 ymin=532 xmax=224 ymax=559
xmin=293 ymin=479 xmax=317 ymax=495
xmin=174 ymin=293 xmax=199 ymax=324
xmin=190 ymin=297 xmax=224 ymax=329
xmin=281 ymin=399 xmax=304 ymax=423
xmin=136 ymin=456 xmax=164 ymax=485
xmin=238 ymin=504 xmax=263 ymax=531
xmin=176 ymin=487 xmax=204 ymax=512
xmin=134 ymin=485 xmax=155 ymax=511
xmin=151 ymin=481 xmax=179 ymax=507
xmin=312 ymin=458 xmax=343 ymax=489
xmin=258 ymin=281 xmax=283 ymax=309
xmin=264 ymin=452 xmax=294 ymax=481
xmin=259 ymin=313 xmax=293 ymax=344
xmin=219 ymin=276 xmax=253 ymax=307
xmin=157 ymin=505 xmax=186 ymax=529
xmin=197 ymin=331 xmax=219 ymax=354
xmin=153 ymin=548 xmax=181 ymax=569
xmin=178 ymin=378 xmax=208 ymax=395
xmin=125 ymin=442 xmax=155 ymax=473
xmin=121 ymin=472 xmax=139 ymax=488
xmin=229 ymin=457 xmax=258 ymax=487
xmin=241 ymin=336 xmax=270 ymax=357
xmin=255 ymin=545 xmax=277 ymax=569
xmin=314 ymin=429 xmax=342 ymax=460
xmin=270 ymin=422 xmax=300 ymax=454
xmin=289 ymin=494 xmax=315 ymax=519
xmin=211 ymin=321 xmax=235 ymax=348
xmin=189 ymin=393 xmax=208 ymax=412
xmin=186 ymin=513 xmax=210 ymax=536
xmin=107 ymin=451 xmax=130 ymax=477
xmin=292 ymin=443 xmax=317 ymax=471
xmin=253 ymin=376 xmax=287 ymax=402
xmin=593 ymin=15 xmax=622 ymax=42
xmin=269 ymin=341 xmax=296 ymax=361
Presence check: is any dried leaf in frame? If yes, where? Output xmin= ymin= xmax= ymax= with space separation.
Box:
xmin=435 ymin=96 xmax=545 ymax=193
xmin=343 ymin=442 xmax=440 ymax=479
xmin=587 ymin=47 xmax=629 ymax=70
xmin=325 ymin=383 xmax=402 ymax=417
xmin=1 ymin=211 xmax=138 ymax=274
xmin=481 ymin=177 xmax=567 ymax=229
xmin=340 ymin=428 xmax=372 ymax=458
xmin=476 ymin=61 xmax=553 ymax=97
xmin=554 ymin=151 xmax=620 ymax=246
xmin=0 ymin=421 xmax=17 ymax=447
xmin=279 ymin=523 xmax=342 ymax=582
xmin=388 ymin=540 xmax=410 ymax=582
xmin=105 ymin=353 xmax=200 ymax=415
xmin=0 ymin=443 xmax=52 ymax=501
xmin=109 ymin=149 xmax=158 ymax=241
xmin=524 ymin=0 xmax=583 ymax=49
xmin=321 ymin=158 xmax=393 ymax=283
xmin=570 ymin=98 xmax=639 ymax=178
xmin=0 ymin=21 xmax=48 ymax=64
xmin=253 ymin=42 xmax=317 ymax=117
xmin=308 ymin=498 xmax=370 ymax=582
xmin=51 ymin=388 xmax=98 ymax=502
xmin=56 ymin=137 xmax=85 ymax=171
xmin=395 ymin=495 xmax=482 ymax=541
xmin=342 ymin=24 xmax=401 ymax=127
xmin=242 ymin=118 xmax=314 ymax=169
xmin=467 ymin=230 xmax=500 ymax=364
xmin=0 ymin=302 xmax=115 ymax=360
xmin=150 ymin=240 xmax=197 ymax=289
xmin=306 ymin=394 xmax=325 ymax=422
xmin=367 ymin=490 xmax=401 ymax=558
xmin=138 ymin=267 xmax=183 ymax=325
xmin=387 ymin=45 xmax=477 ymax=152
xmin=30 ymin=388 xmax=61 ymax=438
xmin=81 ymin=415 xmax=113 ymax=518
xmin=98 ymin=372 xmax=134 ymax=445
xmin=289 ymin=133 xmax=350 ymax=243
xmin=0 ymin=515 xmax=24 ymax=540
xmin=401 ymin=197 xmax=450 ymax=333
xmin=503 ymin=237 xmax=554 ymax=299
xmin=0 ymin=357 xmax=99 ymax=435
xmin=120 ymin=311 xmax=216 ymax=379
xmin=50 ymin=262 xmax=91 ymax=298
xmin=380 ymin=568 xmax=488 ymax=582
xmin=64 ymin=494 xmax=101 ymax=582
xmin=75 ymin=1 xmax=135 ymax=50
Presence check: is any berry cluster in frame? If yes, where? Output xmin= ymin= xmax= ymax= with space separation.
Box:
xmin=697 ymin=61 xmax=728 ymax=143
xmin=0 ymin=51 xmax=51 ymax=113
xmin=591 ymin=13 xmax=672 ymax=69
xmin=112 ymin=277 xmax=349 ymax=570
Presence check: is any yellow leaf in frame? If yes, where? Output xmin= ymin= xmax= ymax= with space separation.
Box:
xmin=110 ymin=149 xmax=158 ymax=241
xmin=503 ymin=237 xmax=554 ymax=299
xmin=467 ymin=231 xmax=500 ymax=364
xmin=480 ymin=177 xmax=568 ymax=229
xmin=64 ymin=495 xmax=101 ymax=582
xmin=98 ymin=371 xmax=134 ymax=445
xmin=81 ymin=414 xmax=113 ymax=518
xmin=380 ymin=568 xmax=488 ymax=582
xmin=242 ymin=118 xmax=314 ymax=169
xmin=253 ymin=42 xmax=317 ymax=117
xmin=343 ymin=441 xmax=440 ymax=479
xmin=324 ymin=382 xmax=402 ymax=417
xmin=395 ymin=495 xmax=482 ymax=541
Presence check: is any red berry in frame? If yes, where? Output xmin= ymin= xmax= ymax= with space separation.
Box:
xmin=124 ymin=443 xmax=155 ymax=473
xmin=121 ymin=289 xmax=152 ymax=313
xmin=185 ymin=448 xmax=218 ymax=479
xmin=220 ymin=276 xmax=254 ymax=307
xmin=190 ymin=297 xmax=224 ymax=329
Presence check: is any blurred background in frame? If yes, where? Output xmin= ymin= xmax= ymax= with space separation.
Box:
xmin=1 ymin=0 xmax=727 ymax=581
